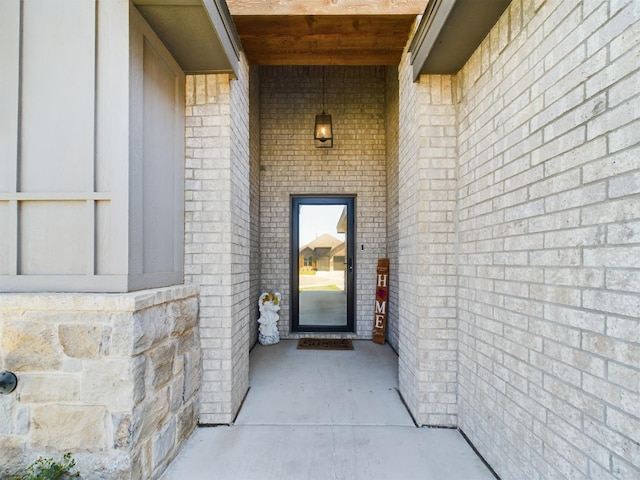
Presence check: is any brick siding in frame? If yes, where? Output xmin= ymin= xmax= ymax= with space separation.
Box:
xmin=454 ymin=0 xmax=640 ymax=478
xmin=184 ymin=55 xmax=253 ymax=424
xmin=385 ymin=66 xmax=401 ymax=351
xmin=397 ymin=61 xmax=459 ymax=426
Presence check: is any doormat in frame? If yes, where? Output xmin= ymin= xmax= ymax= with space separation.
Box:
xmin=297 ymin=338 xmax=354 ymax=350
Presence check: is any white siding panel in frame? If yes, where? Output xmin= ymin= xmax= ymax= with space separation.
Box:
xmin=0 ymin=0 xmax=20 ymax=192
xmin=142 ymin=39 xmax=178 ymax=274
xmin=0 ymin=202 xmax=12 ymax=274
xmin=19 ymin=201 xmax=87 ymax=274
xmin=128 ymin=5 xmax=184 ymax=290
xmin=95 ymin=200 xmax=112 ymax=275
xmin=20 ymin=0 xmax=95 ymax=193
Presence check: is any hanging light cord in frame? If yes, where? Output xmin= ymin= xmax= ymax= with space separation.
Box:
xmin=322 ymin=65 xmax=325 ymax=114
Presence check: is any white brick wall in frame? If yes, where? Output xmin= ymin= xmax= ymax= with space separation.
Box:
xmin=385 ymin=66 xmax=401 ymax=351
xmin=185 ymin=73 xmax=234 ymax=424
xmin=415 ymin=75 xmax=459 ymax=426
xmin=397 ymin=60 xmax=459 ymax=426
xmin=229 ymin=57 xmax=252 ymax=423
xmin=184 ymin=55 xmax=253 ymax=424
xmin=259 ymin=66 xmax=388 ymax=338
xmin=455 ymin=0 xmax=640 ymax=478
xmin=249 ymin=68 xmax=261 ymax=346
xmin=397 ymin=49 xmax=421 ymax=424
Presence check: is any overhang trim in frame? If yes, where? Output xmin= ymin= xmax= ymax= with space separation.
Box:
xmin=132 ymin=0 xmax=241 ymax=75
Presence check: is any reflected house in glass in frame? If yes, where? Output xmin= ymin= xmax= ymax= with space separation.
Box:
xmin=298 ymin=233 xmax=345 ymax=273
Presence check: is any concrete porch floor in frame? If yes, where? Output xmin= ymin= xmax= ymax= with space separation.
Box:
xmin=161 ymin=340 xmax=496 ymax=480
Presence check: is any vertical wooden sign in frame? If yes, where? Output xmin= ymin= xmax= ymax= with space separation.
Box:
xmin=372 ymin=258 xmax=389 ymax=345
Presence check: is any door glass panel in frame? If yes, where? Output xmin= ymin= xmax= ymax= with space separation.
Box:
xmin=292 ymin=197 xmax=354 ymax=333
xmin=298 ymin=205 xmax=347 ymax=327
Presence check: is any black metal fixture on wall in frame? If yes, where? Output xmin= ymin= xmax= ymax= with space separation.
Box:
xmin=0 ymin=371 xmax=17 ymax=394
xmin=314 ymin=66 xmax=333 ymax=148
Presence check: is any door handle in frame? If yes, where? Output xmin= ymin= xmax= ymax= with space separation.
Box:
xmin=348 ymin=258 xmax=353 ymax=272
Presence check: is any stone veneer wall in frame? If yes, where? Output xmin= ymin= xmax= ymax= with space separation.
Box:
xmin=453 ymin=0 xmax=640 ymax=478
xmin=0 ymin=286 xmax=200 ymax=480
xmin=259 ymin=66 xmax=387 ymax=338
xmin=184 ymin=54 xmax=253 ymax=424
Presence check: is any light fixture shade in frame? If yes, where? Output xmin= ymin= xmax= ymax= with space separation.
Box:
xmin=314 ymin=113 xmax=333 ymax=148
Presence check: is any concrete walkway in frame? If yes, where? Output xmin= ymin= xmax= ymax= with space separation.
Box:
xmin=299 ymin=290 xmax=347 ymax=326
xmin=161 ymin=340 xmax=496 ymax=480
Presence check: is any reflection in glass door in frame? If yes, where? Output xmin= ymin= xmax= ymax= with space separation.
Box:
xmin=291 ymin=196 xmax=355 ymax=333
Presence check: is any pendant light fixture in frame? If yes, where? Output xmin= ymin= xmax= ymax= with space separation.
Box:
xmin=314 ymin=66 xmax=333 ymax=148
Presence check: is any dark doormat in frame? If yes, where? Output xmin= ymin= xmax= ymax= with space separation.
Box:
xmin=297 ymin=338 xmax=354 ymax=350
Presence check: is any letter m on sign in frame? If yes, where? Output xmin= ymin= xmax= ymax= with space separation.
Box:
xmin=372 ymin=258 xmax=389 ymax=345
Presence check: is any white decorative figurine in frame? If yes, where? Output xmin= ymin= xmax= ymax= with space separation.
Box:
xmin=258 ymin=291 xmax=281 ymax=345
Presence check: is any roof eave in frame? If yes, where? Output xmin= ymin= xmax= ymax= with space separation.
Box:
xmin=132 ymin=0 xmax=242 ymax=76
xmin=409 ymin=0 xmax=511 ymax=79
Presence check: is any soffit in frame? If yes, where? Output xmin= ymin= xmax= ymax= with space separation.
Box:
xmin=410 ymin=0 xmax=512 ymax=77
xmin=132 ymin=0 xmax=241 ymax=75
xmin=132 ymin=0 xmax=511 ymax=75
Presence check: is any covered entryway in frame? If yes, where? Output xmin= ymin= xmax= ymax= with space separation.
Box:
xmin=182 ymin=0 xmax=511 ymax=430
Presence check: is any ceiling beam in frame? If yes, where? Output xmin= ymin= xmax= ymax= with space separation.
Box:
xmin=226 ymin=0 xmax=426 ymax=16
xmin=233 ymin=14 xmax=416 ymax=65
xmin=232 ymin=15 xmax=416 ymax=36
xmin=241 ymin=50 xmax=406 ymax=66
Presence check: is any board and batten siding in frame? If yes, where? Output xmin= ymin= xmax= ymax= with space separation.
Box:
xmin=0 ymin=1 xmax=185 ymax=293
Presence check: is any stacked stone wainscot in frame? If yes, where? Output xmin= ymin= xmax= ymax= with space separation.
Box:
xmin=0 ymin=285 xmax=200 ymax=480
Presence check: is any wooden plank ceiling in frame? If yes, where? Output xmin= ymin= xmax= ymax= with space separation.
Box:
xmin=226 ymin=0 xmax=428 ymax=65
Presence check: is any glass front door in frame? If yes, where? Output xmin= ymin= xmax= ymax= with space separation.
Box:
xmin=291 ymin=196 xmax=355 ymax=333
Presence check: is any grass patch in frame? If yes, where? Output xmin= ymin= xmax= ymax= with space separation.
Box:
xmin=13 ymin=453 xmax=79 ymax=480
xmin=298 ymin=270 xmax=317 ymax=276
xmin=300 ymin=285 xmax=342 ymax=291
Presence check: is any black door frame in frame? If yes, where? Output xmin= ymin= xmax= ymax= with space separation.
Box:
xmin=290 ymin=195 xmax=356 ymax=333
